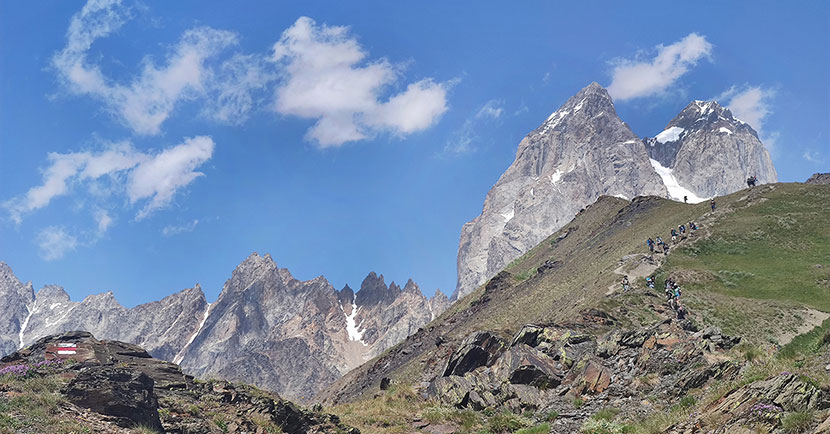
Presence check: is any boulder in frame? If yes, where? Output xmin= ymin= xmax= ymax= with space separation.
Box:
xmin=494 ymin=344 xmax=563 ymax=389
xmin=427 ymin=376 xmax=474 ymax=408
xmin=443 ymin=331 xmax=506 ymax=377
xmin=563 ymin=359 xmax=612 ymax=398
xmin=62 ymin=366 xmax=162 ymax=430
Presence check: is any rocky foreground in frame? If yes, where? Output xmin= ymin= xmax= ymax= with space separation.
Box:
xmin=0 ymin=331 xmax=357 ymax=434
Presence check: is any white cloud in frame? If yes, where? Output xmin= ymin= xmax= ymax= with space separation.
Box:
xmin=204 ymin=54 xmax=276 ymax=124
xmin=4 ymin=142 xmax=143 ymax=224
xmin=717 ymin=85 xmax=778 ymax=151
xmin=475 ymin=99 xmax=504 ymax=119
xmin=93 ymin=208 xmax=114 ymax=236
xmin=127 ymin=136 xmax=215 ymax=219
xmin=607 ymin=33 xmax=713 ymax=101
xmin=271 ymin=16 xmax=449 ymax=147
xmin=4 ymin=137 xmax=214 ymax=223
xmin=53 ymin=0 xmax=238 ymax=134
xmin=36 ymin=226 xmax=78 ymax=261
xmin=162 ymin=219 xmax=199 ymax=236
xmin=717 ymin=85 xmax=775 ymax=132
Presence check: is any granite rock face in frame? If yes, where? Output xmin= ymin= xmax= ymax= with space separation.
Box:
xmin=644 ymin=100 xmax=777 ymax=199
xmin=0 ymin=255 xmax=446 ymax=401
xmin=0 ymin=262 xmax=34 ymax=356
xmin=454 ymin=82 xmax=666 ymax=300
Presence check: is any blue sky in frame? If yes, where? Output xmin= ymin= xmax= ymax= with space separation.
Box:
xmin=1 ymin=1 xmax=828 ymax=307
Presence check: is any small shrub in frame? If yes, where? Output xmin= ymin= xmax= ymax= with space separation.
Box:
xmin=542 ymin=410 xmax=558 ymax=422
xmin=573 ymin=398 xmax=584 ymax=408
xmin=676 ymin=395 xmax=696 ymax=409
xmin=781 ymin=410 xmax=814 ymax=434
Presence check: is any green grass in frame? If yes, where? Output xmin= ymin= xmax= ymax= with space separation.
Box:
xmin=780 ymin=410 xmax=814 ymax=434
xmin=779 ymin=317 xmax=830 ymax=359
xmin=666 ymin=185 xmax=830 ymax=312
xmin=515 ymin=423 xmax=551 ymax=434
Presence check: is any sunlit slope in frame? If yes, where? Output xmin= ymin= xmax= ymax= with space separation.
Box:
xmin=319 ymin=182 xmax=829 ymax=405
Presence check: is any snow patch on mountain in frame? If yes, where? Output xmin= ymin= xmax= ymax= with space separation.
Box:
xmin=655 ymin=126 xmax=685 ymax=143
xmin=649 ymin=159 xmax=706 ymax=203
xmin=344 ymin=296 xmax=366 ymax=345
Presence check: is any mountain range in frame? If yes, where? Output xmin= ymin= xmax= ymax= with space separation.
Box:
xmin=0 ymin=253 xmax=450 ymax=400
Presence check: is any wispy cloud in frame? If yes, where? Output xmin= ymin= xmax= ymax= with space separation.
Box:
xmin=717 ymin=85 xmax=778 ymax=151
xmin=127 ymin=136 xmax=214 ymax=219
xmin=53 ymin=0 xmax=238 ymax=135
xmin=475 ymin=99 xmax=504 ymax=119
xmin=4 ymin=137 xmax=215 ymax=223
xmin=94 ymin=209 xmax=113 ymax=235
xmin=607 ymin=33 xmax=713 ymax=101
xmin=36 ymin=226 xmax=78 ymax=261
xmin=717 ymin=85 xmax=775 ymax=132
xmin=442 ymin=99 xmax=504 ymax=156
xmin=802 ymin=150 xmax=825 ymax=164
xmin=162 ymin=219 xmax=199 ymax=236
xmin=271 ymin=17 xmax=449 ymax=147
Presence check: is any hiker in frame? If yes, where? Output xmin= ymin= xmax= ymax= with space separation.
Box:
xmin=676 ymin=305 xmax=687 ymax=320
xmin=674 ymin=285 xmax=681 ymax=300
xmin=684 ymin=195 xmax=688 ymax=204
xmin=663 ymin=243 xmax=670 ymax=255
xmin=710 ymin=199 xmax=716 ymax=212
xmin=679 ymin=224 xmax=686 ymax=235
xmin=645 ymin=276 xmax=655 ymax=290
xmin=647 ymin=238 xmax=655 ymax=253
xmin=671 ymin=228 xmax=678 ymax=242
xmin=622 ymin=275 xmax=630 ymax=292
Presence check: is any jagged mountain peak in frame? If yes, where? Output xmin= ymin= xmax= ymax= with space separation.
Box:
xmin=35 ymin=284 xmax=71 ymax=303
xmin=535 ymin=82 xmax=617 ymax=137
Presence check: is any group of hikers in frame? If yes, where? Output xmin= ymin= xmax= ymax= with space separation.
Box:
xmin=645 ymin=221 xmax=698 ymax=256
xmin=747 ymin=175 xmax=758 ymax=187
xmin=620 ymin=274 xmax=687 ymax=319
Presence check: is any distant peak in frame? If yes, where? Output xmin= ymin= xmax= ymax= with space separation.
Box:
xmin=431 ymin=288 xmax=449 ymax=301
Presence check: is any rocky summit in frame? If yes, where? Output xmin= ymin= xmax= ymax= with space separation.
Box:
xmin=454 ymin=82 xmax=666 ymax=300
xmin=644 ymin=100 xmax=777 ymax=201
xmin=454 ymin=83 xmax=778 ymax=300
xmin=0 ymin=254 xmax=449 ymax=402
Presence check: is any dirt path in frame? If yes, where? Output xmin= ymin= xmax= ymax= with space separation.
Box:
xmin=775 ymin=308 xmax=830 ymax=346
xmin=606 ymin=254 xmax=661 ymax=295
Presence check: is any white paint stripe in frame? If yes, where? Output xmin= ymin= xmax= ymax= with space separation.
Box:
xmin=57 ymin=343 xmax=76 ymax=347
xmin=57 ymin=350 xmax=76 ymax=355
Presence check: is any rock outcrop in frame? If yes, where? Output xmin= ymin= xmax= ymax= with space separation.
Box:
xmin=426 ymin=318 xmax=747 ymax=432
xmin=645 ymin=100 xmax=777 ymax=201
xmin=806 ymin=172 xmax=830 ymax=185
xmin=454 ymin=82 xmax=666 ymax=300
xmin=0 ymin=331 xmax=357 ymax=433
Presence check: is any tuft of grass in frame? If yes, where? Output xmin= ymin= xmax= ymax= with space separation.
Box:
xmin=580 ymin=418 xmax=632 ymax=434
xmin=780 ymin=410 xmax=814 ymax=434
xmin=516 ymin=423 xmax=551 ymax=434
xmin=779 ymin=318 xmax=830 ymax=359
xmin=487 ymin=411 xmax=532 ymax=433
xmin=592 ymin=408 xmax=620 ymax=421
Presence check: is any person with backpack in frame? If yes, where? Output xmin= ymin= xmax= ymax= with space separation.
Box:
xmin=684 ymin=195 xmax=688 ymax=204
xmin=679 ymin=224 xmax=686 ymax=235
xmin=645 ymin=276 xmax=655 ymax=290
xmin=663 ymin=242 xmax=670 ymax=255
xmin=671 ymin=228 xmax=678 ymax=242
xmin=647 ymin=238 xmax=655 ymax=253
xmin=710 ymin=199 xmax=716 ymax=212
xmin=622 ymin=275 xmax=630 ymax=292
